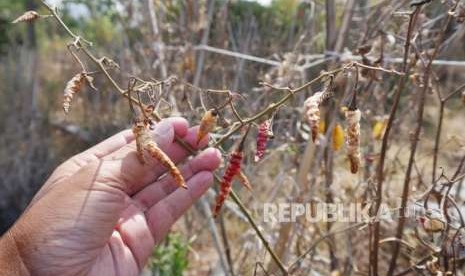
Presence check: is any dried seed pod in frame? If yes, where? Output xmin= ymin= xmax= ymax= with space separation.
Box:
xmin=63 ymin=73 xmax=86 ymax=114
xmin=12 ymin=11 xmax=40 ymax=24
xmin=197 ymin=109 xmax=218 ymax=144
xmin=254 ymin=120 xmax=272 ymax=162
xmin=235 ymin=171 xmax=252 ymax=191
xmin=345 ymin=108 xmax=361 ymax=174
xmin=133 ymin=119 xmax=187 ymax=189
xmin=332 ymin=123 xmax=345 ymax=151
xmin=304 ymin=92 xmax=324 ymax=142
xmin=213 ymin=150 xmax=243 ymax=217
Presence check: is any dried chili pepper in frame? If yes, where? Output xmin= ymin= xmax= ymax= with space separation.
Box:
xmin=133 ymin=118 xmax=187 ymax=189
xmin=345 ymin=108 xmax=361 ymax=174
xmin=63 ymin=73 xmax=86 ymax=114
xmin=304 ymin=92 xmax=324 ymax=142
xmin=254 ymin=120 xmax=272 ymax=162
xmin=197 ymin=109 xmax=218 ymax=144
xmin=12 ymin=11 xmax=40 ymax=24
xmin=129 ymin=83 xmax=186 ymax=189
xmin=213 ymin=128 xmax=249 ymax=217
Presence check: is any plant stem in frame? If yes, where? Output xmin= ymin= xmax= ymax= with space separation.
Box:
xmin=213 ymin=66 xmax=346 ymax=147
xmin=432 ymin=100 xmax=445 ymax=182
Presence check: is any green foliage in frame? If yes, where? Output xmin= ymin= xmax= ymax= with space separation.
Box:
xmin=149 ymin=234 xmax=190 ymax=276
xmin=0 ymin=0 xmax=29 ymax=52
xmin=59 ymin=1 xmax=120 ymax=46
xmin=269 ymin=0 xmax=300 ymax=25
xmin=0 ymin=18 xmax=9 ymax=53
xmin=0 ymin=0 xmax=24 ymax=12
xmin=229 ymin=0 xmax=269 ymax=23
xmin=163 ymin=1 xmax=182 ymax=23
xmin=229 ymin=0 xmax=299 ymax=28
xmin=83 ymin=15 xmax=117 ymax=45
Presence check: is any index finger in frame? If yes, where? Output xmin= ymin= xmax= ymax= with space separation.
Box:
xmin=51 ymin=118 xmax=189 ymax=184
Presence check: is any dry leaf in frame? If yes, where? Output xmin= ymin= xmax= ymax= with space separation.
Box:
xmin=332 ymin=123 xmax=345 ymax=151
xmin=372 ymin=119 xmax=387 ymax=140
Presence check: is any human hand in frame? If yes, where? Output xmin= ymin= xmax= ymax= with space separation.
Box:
xmin=0 ymin=118 xmax=222 ymax=276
